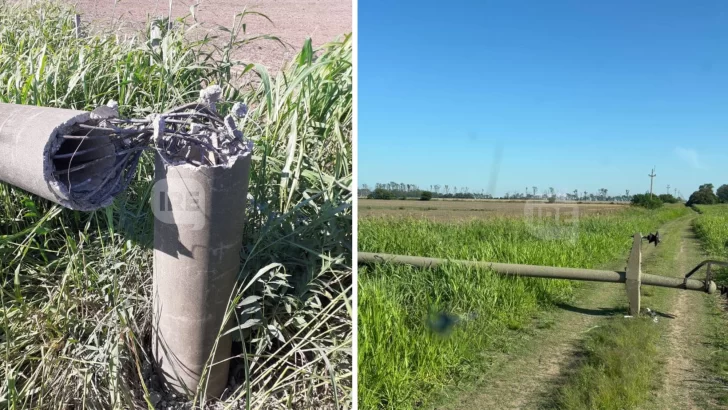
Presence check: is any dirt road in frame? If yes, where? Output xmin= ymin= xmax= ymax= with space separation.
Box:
xmin=650 ymin=223 xmax=718 ymax=410
xmin=440 ymin=216 xmax=721 ymax=409
xmin=68 ymin=0 xmax=351 ymax=72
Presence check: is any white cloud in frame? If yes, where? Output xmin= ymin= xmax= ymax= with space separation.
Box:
xmin=674 ymin=147 xmax=704 ymax=169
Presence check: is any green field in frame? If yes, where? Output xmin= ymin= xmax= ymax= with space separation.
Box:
xmin=694 ymin=205 xmax=728 ymax=259
xmin=0 ymin=1 xmax=351 ymax=408
xmin=358 ymin=205 xmax=690 ymax=409
xmin=693 ymin=205 xmax=728 ymax=405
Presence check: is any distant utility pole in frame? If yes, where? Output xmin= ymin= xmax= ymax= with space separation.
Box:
xmin=666 ymin=184 xmax=670 ymax=195
xmin=648 ymin=167 xmax=657 ymax=198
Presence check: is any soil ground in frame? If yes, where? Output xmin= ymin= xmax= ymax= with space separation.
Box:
xmin=436 ymin=215 xmax=721 ymax=409
xmin=359 ymin=198 xmax=627 ymax=221
xmin=67 ymin=0 xmax=351 ymax=73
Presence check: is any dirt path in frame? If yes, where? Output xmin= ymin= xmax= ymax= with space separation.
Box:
xmin=447 ymin=285 xmax=618 ymax=409
xmin=440 ymin=281 xmax=625 ymax=410
xmin=650 ymin=223 xmax=716 ymax=410
xmin=441 ymin=215 xmax=721 ymax=410
xmin=440 ymin=218 xmax=684 ymax=410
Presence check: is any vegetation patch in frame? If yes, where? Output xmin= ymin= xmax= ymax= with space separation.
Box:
xmin=631 ymin=193 xmax=663 ymax=209
xmin=687 ymin=184 xmax=721 ymax=206
xmin=693 ymin=205 xmax=728 ymax=404
xmin=555 ymin=318 xmax=661 ymax=410
xmin=358 ymin=206 xmax=688 ymax=409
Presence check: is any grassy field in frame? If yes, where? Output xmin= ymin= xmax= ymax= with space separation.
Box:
xmin=0 ymin=1 xmax=351 ymax=409
xmin=693 ymin=205 xmax=728 ymax=259
xmin=358 ymin=205 xmax=689 ymax=409
xmin=358 ymin=198 xmax=626 ymax=221
xmin=693 ymin=205 xmax=728 ymax=405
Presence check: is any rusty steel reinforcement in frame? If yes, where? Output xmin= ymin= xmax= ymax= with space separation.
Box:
xmin=357 ymin=252 xmax=716 ymax=294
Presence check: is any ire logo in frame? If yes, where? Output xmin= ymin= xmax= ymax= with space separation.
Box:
xmin=152 ymin=177 xmax=206 ymax=231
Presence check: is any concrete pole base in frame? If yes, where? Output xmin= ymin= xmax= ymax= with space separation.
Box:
xmin=152 ymin=148 xmax=252 ymax=398
xmin=626 ymin=233 xmax=642 ymax=316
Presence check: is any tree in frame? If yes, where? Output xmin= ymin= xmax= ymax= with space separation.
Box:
xmin=632 ymin=193 xmax=663 ymax=209
xmin=369 ymin=188 xmax=394 ymax=200
xmin=658 ymin=194 xmax=679 ymax=204
xmin=420 ymin=191 xmax=433 ymax=201
xmin=717 ymin=184 xmax=728 ymax=203
xmin=686 ymin=183 xmax=719 ymax=206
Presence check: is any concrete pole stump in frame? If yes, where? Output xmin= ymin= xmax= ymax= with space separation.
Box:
xmin=151 ymin=147 xmax=252 ymax=398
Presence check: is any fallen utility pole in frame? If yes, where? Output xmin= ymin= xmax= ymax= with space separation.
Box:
xmin=359 ymin=233 xmax=725 ymax=316
xmin=0 ymin=88 xmax=253 ymax=398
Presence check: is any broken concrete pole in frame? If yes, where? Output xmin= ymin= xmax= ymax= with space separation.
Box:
xmin=626 ymin=232 xmax=642 ymax=315
xmin=0 ymin=96 xmax=253 ymax=398
xmin=152 ymin=142 xmax=252 ymax=397
xmin=0 ymin=102 xmax=132 ymax=210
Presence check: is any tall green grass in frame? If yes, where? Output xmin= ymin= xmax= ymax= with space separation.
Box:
xmin=358 ymin=206 xmax=688 ymax=409
xmin=557 ymin=318 xmax=661 ymax=410
xmin=0 ymin=1 xmax=351 ymax=408
xmin=693 ymin=205 xmax=728 ymax=258
xmin=692 ymin=205 xmax=728 ymax=405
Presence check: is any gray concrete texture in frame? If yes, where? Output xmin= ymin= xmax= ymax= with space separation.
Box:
xmin=0 ymin=97 xmax=254 ymax=398
xmin=152 ymin=148 xmax=252 ymax=397
xmin=358 ymin=252 xmax=716 ymax=295
xmin=0 ymin=103 xmax=122 ymax=210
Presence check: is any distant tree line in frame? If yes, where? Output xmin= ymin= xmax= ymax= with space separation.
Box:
xmin=359 ymin=182 xmax=645 ymax=202
xmin=359 ymin=181 xmax=728 ymax=211
xmin=631 ymin=193 xmax=678 ymax=209
xmin=630 ymin=183 xmax=728 ymax=209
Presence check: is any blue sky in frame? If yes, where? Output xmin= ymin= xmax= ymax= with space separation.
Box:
xmin=358 ymin=0 xmax=728 ymax=198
